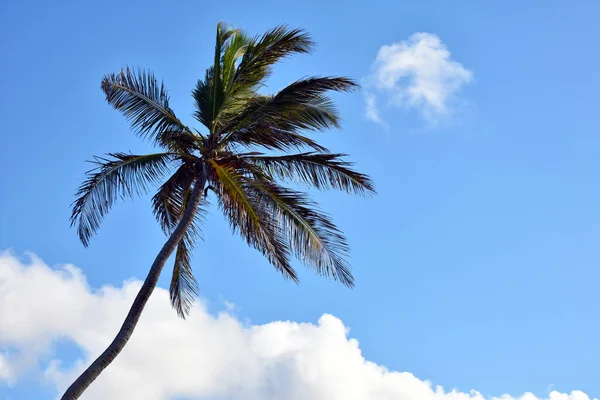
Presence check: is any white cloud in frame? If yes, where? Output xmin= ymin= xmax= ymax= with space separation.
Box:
xmin=0 ymin=353 xmax=14 ymax=384
xmin=364 ymin=92 xmax=384 ymax=126
xmin=0 ymin=251 xmax=593 ymax=400
xmin=365 ymin=32 xmax=473 ymax=125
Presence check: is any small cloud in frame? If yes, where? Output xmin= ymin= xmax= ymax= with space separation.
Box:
xmin=0 ymin=353 xmax=14 ymax=385
xmin=364 ymin=92 xmax=382 ymax=124
xmin=223 ymin=300 xmax=236 ymax=312
xmin=364 ymin=92 xmax=388 ymax=131
xmin=365 ymin=32 xmax=473 ymax=126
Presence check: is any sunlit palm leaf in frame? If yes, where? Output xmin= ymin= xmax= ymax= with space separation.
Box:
xmin=232 ymin=77 xmax=357 ymax=131
xmin=251 ymin=179 xmax=354 ymax=286
xmin=228 ymin=26 xmax=313 ymax=100
xmin=195 ymin=24 xmax=247 ymax=133
xmin=219 ymin=96 xmax=327 ymax=152
xmin=216 ymin=30 xmax=255 ymax=131
xmin=209 ymin=159 xmax=297 ymax=281
xmin=220 ymin=77 xmax=356 ymax=153
xmin=209 ymin=26 xmax=315 ymax=135
xmin=224 ymin=77 xmax=356 ymax=133
xmin=221 ymin=29 xmax=251 ymax=91
xmin=209 ymin=23 xmax=226 ymax=131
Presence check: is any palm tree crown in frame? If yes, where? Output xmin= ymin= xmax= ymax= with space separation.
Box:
xmin=71 ymin=23 xmax=375 ymax=318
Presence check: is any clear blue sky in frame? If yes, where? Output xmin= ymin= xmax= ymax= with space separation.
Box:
xmin=1 ymin=0 xmax=599 ymax=399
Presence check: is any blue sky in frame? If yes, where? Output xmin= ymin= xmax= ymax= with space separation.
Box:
xmin=1 ymin=1 xmax=599 ymax=399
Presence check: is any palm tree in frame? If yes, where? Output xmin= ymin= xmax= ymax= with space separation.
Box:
xmin=63 ymin=23 xmax=374 ymax=399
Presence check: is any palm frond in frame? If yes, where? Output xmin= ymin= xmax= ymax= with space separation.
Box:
xmin=192 ymin=68 xmax=213 ymax=130
xmin=251 ymin=179 xmax=354 ymax=286
xmin=209 ymin=159 xmax=296 ymax=281
xmin=226 ymin=77 xmax=357 ymax=132
xmin=209 ymin=23 xmax=226 ymax=131
xmin=169 ymin=185 xmax=203 ymax=318
xmin=225 ymin=126 xmax=330 ymax=152
xmin=228 ymin=26 xmax=314 ymax=99
xmin=240 ymin=152 xmax=375 ymax=195
xmin=71 ymin=152 xmax=174 ymax=246
xmin=152 ymin=163 xmax=197 ymax=234
xmin=219 ymin=77 xmax=356 ymax=151
xmin=170 ymin=238 xmax=198 ymax=318
xmin=159 ymin=130 xmax=204 ymax=155
xmin=206 ymin=26 xmax=314 ymax=134
xmin=194 ymin=24 xmax=249 ymax=133
xmin=152 ymin=166 xmax=207 ymax=317
xmin=102 ymin=67 xmax=197 ymax=151
xmin=221 ymin=29 xmax=251 ymax=93
xmin=215 ymin=33 xmax=257 ymax=131
xmin=219 ymin=96 xmax=327 ymax=151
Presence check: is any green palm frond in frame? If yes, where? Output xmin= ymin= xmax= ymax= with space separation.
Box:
xmin=219 ymin=96 xmax=327 ymax=152
xmin=229 ymin=77 xmax=357 ymax=132
xmin=71 ymin=152 xmax=174 ymax=247
xmin=219 ymin=77 xmax=356 ymax=152
xmin=251 ymin=179 xmax=354 ymax=286
xmin=240 ymin=152 xmax=375 ymax=195
xmin=209 ymin=23 xmax=227 ymax=131
xmin=216 ymin=30 xmax=255 ymax=131
xmin=203 ymin=26 xmax=315 ymax=135
xmin=194 ymin=24 xmax=249 ymax=133
xmin=209 ymin=159 xmax=296 ymax=281
xmin=199 ymin=25 xmax=313 ymax=134
xmin=102 ymin=67 xmax=197 ymax=151
xmin=221 ymin=29 xmax=251 ymax=91
xmin=228 ymin=26 xmax=313 ymax=99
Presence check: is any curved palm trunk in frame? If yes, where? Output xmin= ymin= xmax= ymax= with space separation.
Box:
xmin=61 ymin=177 xmax=206 ymax=400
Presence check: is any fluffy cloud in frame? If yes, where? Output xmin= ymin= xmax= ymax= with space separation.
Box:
xmin=365 ymin=32 xmax=473 ymax=125
xmin=0 ymin=251 xmax=593 ymax=400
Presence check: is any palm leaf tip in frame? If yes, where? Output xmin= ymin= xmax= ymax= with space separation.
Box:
xmin=253 ymin=25 xmax=315 ymax=56
xmin=170 ymin=239 xmax=199 ymax=318
xmin=226 ymin=26 xmax=315 ymax=98
xmin=243 ymin=176 xmax=356 ymax=287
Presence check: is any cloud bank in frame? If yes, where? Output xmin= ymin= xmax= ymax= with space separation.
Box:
xmin=365 ymin=32 xmax=473 ymax=125
xmin=0 ymin=251 xmax=593 ymax=400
